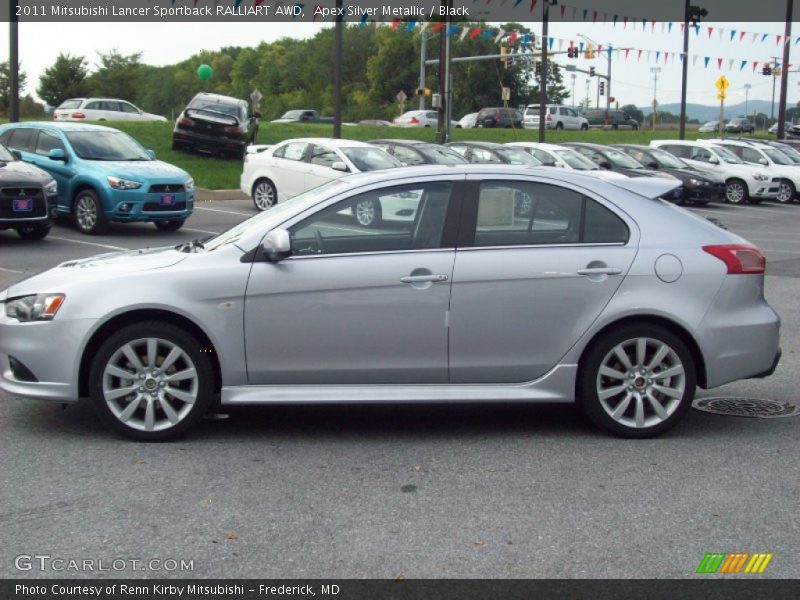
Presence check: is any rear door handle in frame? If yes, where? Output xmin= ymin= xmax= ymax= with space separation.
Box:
xmin=577 ymin=267 xmax=622 ymax=276
xmin=400 ymin=274 xmax=449 ymax=283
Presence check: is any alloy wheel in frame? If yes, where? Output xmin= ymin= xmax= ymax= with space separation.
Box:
xmin=253 ymin=181 xmax=276 ymax=211
xmin=777 ymin=181 xmax=794 ymax=203
xmin=725 ymin=182 xmax=746 ymax=204
xmin=76 ymin=195 xmax=98 ymax=230
xmin=355 ymin=199 xmax=377 ymax=226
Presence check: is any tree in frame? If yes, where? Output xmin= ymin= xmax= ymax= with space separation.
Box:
xmin=620 ymin=104 xmax=644 ymax=123
xmin=37 ymin=53 xmax=90 ymax=107
xmin=0 ymin=61 xmax=28 ymax=116
xmin=89 ymin=50 xmax=142 ymax=100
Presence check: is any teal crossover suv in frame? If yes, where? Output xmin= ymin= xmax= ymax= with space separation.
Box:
xmin=0 ymin=122 xmax=194 ymax=234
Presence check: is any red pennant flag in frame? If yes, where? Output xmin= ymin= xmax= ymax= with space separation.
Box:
xmin=680 ymin=23 xmax=685 ymax=33
xmin=624 ymin=48 xmax=631 ymax=59
xmin=752 ymin=61 xmax=759 ymax=72
xmin=597 ymin=44 xmax=603 ymax=54
xmin=432 ymin=23 xmax=445 ymax=33
xmin=651 ymin=20 xmax=656 ymax=31
xmin=707 ymin=27 xmax=714 ymax=38
xmin=560 ymin=5 xmax=565 ymax=17
xmin=739 ymin=31 xmax=746 ymax=41
xmin=509 ymin=31 xmax=518 ymax=44
xmin=637 ymin=49 xmax=643 ymax=61
xmin=253 ymin=0 xmax=264 ymax=5
xmin=391 ymin=19 xmax=400 ymax=31
xmin=469 ymin=27 xmax=482 ymax=39
xmin=593 ymin=11 xmax=598 ymax=23
xmin=665 ymin=52 xmax=669 ymax=62
xmin=623 ymin=16 xmax=628 ymax=28
xmin=777 ymin=35 xmax=783 ymax=45
xmin=530 ymin=0 xmax=537 ymax=12
xmin=717 ymin=57 xmax=723 ymax=69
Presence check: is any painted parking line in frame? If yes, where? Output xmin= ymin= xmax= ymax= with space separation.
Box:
xmin=0 ymin=266 xmax=25 ymax=274
xmin=183 ymin=227 xmax=221 ymax=235
xmin=47 ymin=236 xmax=127 ymax=251
xmin=194 ymin=206 xmax=253 ymax=216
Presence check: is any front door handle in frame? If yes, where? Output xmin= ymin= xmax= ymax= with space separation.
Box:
xmin=400 ymin=274 xmax=449 ymax=283
xmin=577 ymin=267 xmax=622 ymax=276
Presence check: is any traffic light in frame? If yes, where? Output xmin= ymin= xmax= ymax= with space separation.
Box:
xmin=589 ymin=66 xmax=596 ymax=76
xmin=599 ymin=81 xmax=605 ymax=95
xmin=551 ymin=63 xmax=560 ymax=76
xmin=567 ymin=46 xmax=577 ymax=59
xmin=762 ymin=65 xmax=772 ymax=75
xmin=534 ymin=61 xmax=542 ymax=73
xmin=584 ymin=49 xmax=596 ymax=59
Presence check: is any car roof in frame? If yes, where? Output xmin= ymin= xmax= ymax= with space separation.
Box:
xmin=277 ymin=137 xmax=373 ymax=148
xmin=0 ymin=121 xmax=120 ymax=133
xmin=369 ymin=139 xmax=426 ymax=145
xmin=190 ymin=92 xmax=245 ymax=105
xmin=447 ymin=141 xmax=504 ymax=149
xmin=563 ymin=142 xmax=613 ymax=151
xmin=612 ymin=144 xmax=652 ymax=151
xmin=708 ymin=138 xmax=770 ymax=149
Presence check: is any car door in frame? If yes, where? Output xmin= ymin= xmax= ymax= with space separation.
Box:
xmin=243 ymin=178 xmax=461 ymax=384
xmin=448 ymin=176 xmax=638 ymax=383
xmin=27 ymin=129 xmax=74 ymax=211
xmin=119 ymin=101 xmax=142 ymax=121
xmin=305 ymin=144 xmax=343 ymax=190
xmin=269 ymin=141 xmax=310 ymax=200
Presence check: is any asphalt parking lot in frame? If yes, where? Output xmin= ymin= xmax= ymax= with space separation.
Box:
xmin=0 ymin=197 xmax=798 ymax=579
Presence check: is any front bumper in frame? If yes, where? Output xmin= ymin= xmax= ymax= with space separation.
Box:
xmin=103 ymin=188 xmax=194 ymax=222
xmin=0 ymin=313 xmax=97 ymax=402
xmin=749 ymin=179 xmax=780 ymax=198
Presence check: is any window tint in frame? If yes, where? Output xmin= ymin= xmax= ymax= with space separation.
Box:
xmin=739 ymin=147 xmax=763 ymax=163
xmin=35 ymin=131 xmax=64 ymax=156
xmin=275 ymin=142 xmax=307 ymax=161
xmin=84 ymin=101 xmax=102 ymax=110
xmin=309 ymin=144 xmax=338 ymax=168
xmin=120 ymin=102 xmax=140 ymax=114
xmin=289 ymin=182 xmax=452 ymax=256
xmin=393 ymin=145 xmax=425 ymax=165
xmin=6 ymin=128 xmax=37 ymax=152
xmin=470 ymin=147 xmax=502 ymax=163
xmin=57 ymin=99 xmax=82 ymax=110
xmin=472 ymin=181 xmax=628 ymax=247
xmin=661 ymin=145 xmax=690 ymax=159
xmin=101 ymin=101 xmax=121 ymax=112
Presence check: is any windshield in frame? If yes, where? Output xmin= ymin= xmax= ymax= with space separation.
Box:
xmin=554 ymin=149 xmax=597 ymax=170
xmin=66 ymin=131 xmax=150 ymax=161
xmin=712 ymin=145 xmax=744 ymax=164
xmin=189 ymin=100 xmax=241 ymax=117
xmin=605 ymin=149 xmax=645 ymax=169
xmin=0 ymin=144 xmax=16 ymax=161
xmin=649 ymin=148 xmax=687 ymax=169
xmin=203 ymin=180 xmax=350 ymax=251
xmin=773 ymin=144 xmax=800 ymax=162
xmin=495 ymin=148 xmax=541 ymax=166
xmin=58 ymin=99 xmax=83 ymax=110
xmin=341 ymin=147 xmax=402 ymax=171
xmin=763 ymin=148 xmax=793 ymax=165
xmin=420 ymin=147 xmax=468 ymax=164
xmin=280 ymin=110 xmax=305 ymax=119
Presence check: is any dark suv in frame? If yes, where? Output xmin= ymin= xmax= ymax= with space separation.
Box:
xmin=172 ymin=93 xmax=260 ymax=158
xmin=0 ymin=143 xmax=58 ymax=240
xmin=583 ymin=109 xmax=639 ymax=130
xmin=725 ymin=118 xmax=755 ymax=134
xmin=475 ymin=107 xmax=523 ymax=128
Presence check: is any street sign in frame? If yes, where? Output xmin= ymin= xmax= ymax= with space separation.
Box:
xmin=715 ymin=76 xmax=729 ymax=92
xmin=565 ymin=64 xmax=577 ymax=72
xmin=717 ymin=91 xmax=727 ymax=101
xmin=250 ymin=89 xmax=263 ymax=110
xmin=395 ymin=90 xmax=407 ymax=103
xmin=501 ymin=87 xmax=511 ymax=101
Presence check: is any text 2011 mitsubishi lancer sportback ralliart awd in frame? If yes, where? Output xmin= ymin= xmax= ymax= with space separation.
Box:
xmin=0 ymin=165 xmax=781 ymax=441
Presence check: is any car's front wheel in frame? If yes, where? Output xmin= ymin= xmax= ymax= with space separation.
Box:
xmin=777 ymin=179 xmax=796 ymax=203
xmin=580 ymin=123 xmax=589 ymax=131
xmin=73 ymin=189 xmax=109 ymax=235
xmin=578 ymin=324 xmax=696 ymax=438
xmin=154 ymin=219 xmax=185 ymax=232
xmin=252 ymin=179 xmax=277 ymax=211
xmin=16 ymin=223 xmax=51 ymax=240
xmin=725 ymin=179 xmax=749 ymax=204
xmin=88 ymin=322 xmax=215 ymax=441
xmin=353 ymin=197 xmax=382 ymax=227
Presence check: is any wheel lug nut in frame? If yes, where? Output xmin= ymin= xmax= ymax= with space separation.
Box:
xmin=138 ymin=386 xmax=143 ymax=392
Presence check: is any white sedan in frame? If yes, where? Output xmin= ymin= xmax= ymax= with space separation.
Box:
xmin=240 ymin=138 xmax=403 ymax=224
xmin=53 ymin=98 xmax=167 ymax=122
xmin=505 ymin=142 xmax=629 ymax=181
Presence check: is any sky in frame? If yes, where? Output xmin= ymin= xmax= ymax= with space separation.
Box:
xmin=0 ymin=20 xmax=797 ymax=113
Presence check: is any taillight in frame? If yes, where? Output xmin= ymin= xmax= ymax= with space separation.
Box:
xmin=178 ymin=116 xmax=193 ymax=126
xmin=224 ymin=125 xmax=244 ymax=134
xmin=409 ymin=117 xmax=419 ymax=124
xmin=703 ymin=244 xmax=766 ymax=274
xmin=71 ymin=112 xmax=85 ymax=119
xmin=545 ymin=113 xmax=552 ymax=121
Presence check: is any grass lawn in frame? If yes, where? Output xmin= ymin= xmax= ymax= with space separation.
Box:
xmin=96 ymin=121 xmax=777 ymax=190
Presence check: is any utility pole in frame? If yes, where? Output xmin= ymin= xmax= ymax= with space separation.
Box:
xmin=9 ymin=0 xmax=19 ymax=122
xmin=539 ymin=1 xmax=555 ymax=143
xmin=584 ymin=78 xmax=590 ymax=110
xmin=571 ymin=73 xmax=576 ymax=107
xmin=651 ymin=67 xmax=661 ymax=131
xmin=332 ymin=0 xmax=342 ymax=138
xmin=680 ymin=4 xmax=708 ymax=139
xmin=771 ymin=56 xmax=781 ymax=120
xmin=436 ymin=0 xmax=452 ymax=143
xmin=419 ymin=33 xmax=428 ymax=110
xmin=777 ymin=0 xmax=793 ymax=139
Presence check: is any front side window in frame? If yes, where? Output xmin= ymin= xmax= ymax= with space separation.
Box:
xmin=289 ymin=182 xmax=453 ymax=256
xmin=471 ymin=181 xmax=628 ymax=247
xmin=393 ymin=145 xmax=425 ymax=166
xmin=661 ymin=145 xmax=691 ymax=159
xmin=340 ymin=147 xmax=402 ymax=171
xmin=690 ymin=147 xmax=713 ymax=162
xmin=35 ymin=131 xmax=65 ymax=156
xmin=309 ymin=145 xmax=338 ymax=168
xmin=470 ymin=148 xmax=502 ymax=164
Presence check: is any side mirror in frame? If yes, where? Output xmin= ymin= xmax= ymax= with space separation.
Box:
xmin=48 ymin=148 xmax=66 ymax=161
xmin=146 ymin=149 xmax=156 ymax=160
xmin=648 ymin=161 xmax=659 ymax=169
xmin=262 ymin=228 xmax=292 ymax=262
xmin=708 ymin=155 xmax=719 ymax=164
xmin=543 ymin=160 xmax=557 ymax=167
xmin=10 ymin=149 xmax=21 ymax=160
xmin=331 ymin=161 xmax=349 ymax=172
xmin=758 ymin=157 xmax=768 ymax=166
xmin=599 ymin=160 xmax=612 ymax=170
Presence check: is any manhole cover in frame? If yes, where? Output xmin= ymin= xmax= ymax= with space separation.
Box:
xmin=693 ymin=397 xmax=799 ymax=418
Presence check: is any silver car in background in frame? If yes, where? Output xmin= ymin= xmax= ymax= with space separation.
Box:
xmin=0 ymin=166 xmax=781 ymax=441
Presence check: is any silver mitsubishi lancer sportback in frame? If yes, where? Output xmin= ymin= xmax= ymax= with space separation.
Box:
xmin=0 ymin=165 xmax=781 ymax=441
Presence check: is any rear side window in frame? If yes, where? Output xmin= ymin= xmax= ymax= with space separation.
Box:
xmin=58 ymin=99 xmax=83 ymax=110
xmin=5 ymin=128 xmax=37 ymax=152
xmin=471 ymin=181 xmax=628 ymax=247
xmin=660 ymin=145 xmax=690 ymax=159
xmin=274 ymin=142 xmax=307 ymax=161
xmin=101 ymin=101 xmax=121 ymax=111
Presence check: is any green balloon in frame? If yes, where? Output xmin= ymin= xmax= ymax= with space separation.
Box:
xmin=197 ymin=64 xmax=213 ymax=80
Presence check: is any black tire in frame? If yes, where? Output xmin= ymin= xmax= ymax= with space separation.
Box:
xmin=252 ymin=178 xmax=277 ymax=211
xmin=154 ymin=219 xmax=185 ymax=232
xmin=72 ymin=189 xmax=109 ymax=235
xmin=776 ymin=179 xmax=796 ymax=204
xmin=632 ymin=124 xmax=639 ymax=131
xmin=578 ymin=323 xmax=696 ymax=438
xmin=352 ymin=197 xmax=382 ymax=228
xmin=580 ymin=123 xmax=588 ymax=131
xmin=88 ymin=321 xmax=215 ymax=441
xmin=16 ymin=223 xmax=51 ymax=240
xmin=555 ymin=122 xmax=564 ymax=130
xmin=724 ymin=179 xmax=749 ymax=204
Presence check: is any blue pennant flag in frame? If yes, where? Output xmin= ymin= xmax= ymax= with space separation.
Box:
xmin=668 ymin=22 xmax=673 ymax=33
xmin=613 ymin=14 xmax=618 ymax=26
xmin=482 ymin=29 xmax=494 ymax=40
xmin=548 ymin=36 xmax=554 ymax=50
xmin=761 ymin=33 xmax=768 ymax=42
xmin=406 ymin=20 xmax=416 ymax=32
xmin=514 ymin=0 xmax=524 ymax=6
xmin=730 ymin=30 xmax=736 ymax=41
xmin=359 ymin=13 xmax=368 ymax=27
xmin=740 ymin=60 xmax=747 ymax=71
xmin=703 ymin=56 xmax=710 ymax=68
xmin=578 ymin=41 xmax=584 ymax=53
xmin=656 ymin=50 xmax=660 ymax=61
xmin=447 ymin=24 xmax=459 ymax=37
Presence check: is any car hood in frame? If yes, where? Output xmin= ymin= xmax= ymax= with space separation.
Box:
xmin=84 ymin=159 xmax=190 ymax=181
xmin=0 ymin=160 xmax=54 ymax=185
xmin=659 ymin=167 xmax=722 ymax=183
xmin=271 ymin=118 xmax=297 ymax=123
xmin=2 ymin=246 xmax=188 ymax=298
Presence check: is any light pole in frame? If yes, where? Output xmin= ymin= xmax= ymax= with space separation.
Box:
xmin=651 ymin=67 xmax=661 ymax=131
xmin=744 ymin=83 xmax=752 ymax=118
xmin=777 ymin=0 xmax=793 ymax=139
xmin=770 ymin=55 xmax=781 ymax=121
xmin=680 ymin=4 xmax=708 ymax=139
xmin=571 ymin=73 xmax=576 ymax=107
xmin=539 ymin=0 xmax=558 ymax=143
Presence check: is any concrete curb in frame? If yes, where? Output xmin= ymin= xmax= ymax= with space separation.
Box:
xmin=196 ymin=187 xmax=248 ymax=202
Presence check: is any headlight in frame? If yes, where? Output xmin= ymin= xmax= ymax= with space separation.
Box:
xmin=107 ymin=176 xmax=142 ymax=190
xmin=44 ymin=180 xmax=58 ymax=194
xmin=184 ymin=178 xmax=195 ymax=192
xmin=752 ymin=173 xmax=769 ymax=182
xmin=5 ymin=294 xmax=65 ymax=322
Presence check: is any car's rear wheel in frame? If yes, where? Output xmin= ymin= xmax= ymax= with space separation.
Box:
xmin=353 ymin=197 xmax=382 ymax=227
xmin=73 ymin=189 xmax=109 ymax=235
xmin=252 ymin=179 xmax=277 ymax=211
xmin=725 ymin=179 xmax=749 ymax=204
xmin=555 ymin=122 xmax=564 ymax=130
xmin=154 ymin=219 xmax=185 ymax=232
xmin=580 ymin=123 xmax=588 ymax=131
xmin=579 ymin=324 xmax=696 ymax=438
xmin=88 ymin=322 xmax=215 ymax=441
xmin=777 ymin=179 xmax=796 ymax=203
xmin=16 ymin=223 xmax=51 ymax=240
